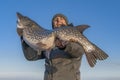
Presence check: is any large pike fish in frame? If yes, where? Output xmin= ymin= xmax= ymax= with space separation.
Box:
xmin=16 ymin=12 xmax=108 ymax=67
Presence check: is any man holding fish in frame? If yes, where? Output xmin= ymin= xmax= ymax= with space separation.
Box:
xmin=17 ymin=13 xmax=108 ymax=80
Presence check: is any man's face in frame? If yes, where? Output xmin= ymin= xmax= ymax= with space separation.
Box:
xmin=53 ymin=16 xmax=67 ymax=29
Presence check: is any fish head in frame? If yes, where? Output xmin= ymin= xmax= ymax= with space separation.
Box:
xmin=16 ymin=12 xmax=36 ymax=36
xmin=16 ymin=12 xmax=34 ymax=29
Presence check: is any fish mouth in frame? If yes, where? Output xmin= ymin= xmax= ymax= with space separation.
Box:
xmin=16 ymin=12 xmax=24 ymax=29
xmin=17 ymin=20 xmax=23 ymax=28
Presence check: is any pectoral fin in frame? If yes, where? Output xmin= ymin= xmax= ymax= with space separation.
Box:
xmin=36 ymin=42 xmax=47 ymax=48
xmin=22 ymin=40 xmax=42 ymax=61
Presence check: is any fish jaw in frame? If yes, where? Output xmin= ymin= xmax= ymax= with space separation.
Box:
xmin=16 ymin=12 xmax=25 ymax=29
xmin=17 ymin=19 xmax=24 ymax=29
xmin=16 ymin=27 xmax=23 ymax=36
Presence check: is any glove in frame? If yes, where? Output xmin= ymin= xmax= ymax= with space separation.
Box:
xmin=55 ymin=38 xmax=67 ymax=49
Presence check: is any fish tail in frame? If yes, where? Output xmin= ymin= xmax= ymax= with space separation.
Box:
xmin=85 ymin=43 xmax=109 ymax=67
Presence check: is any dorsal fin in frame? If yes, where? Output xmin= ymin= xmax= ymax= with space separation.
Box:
xmin=75 ymin=24 xmax=90 ymax=33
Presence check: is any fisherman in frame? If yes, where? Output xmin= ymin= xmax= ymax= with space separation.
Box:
xmin=17 ymin=13 xmax=85 ymax=80
xmin=44 ymin=14 xmax=84 ymax=80
xmin=17 ymin=11 xmax=109 ymax=80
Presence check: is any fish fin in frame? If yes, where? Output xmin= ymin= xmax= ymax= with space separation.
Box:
xmin=85 ymin=43 xmax=109 ymax=67
xmin=75 ymin=24 xmax=90 ymax=34
xmin=92 ymin=43 xmax=109 ymax=60
xmin=85 ymin=52 xmax=97 ymax=67
xmin=36 ymin=42 xmax=47 ymax=49
xmin=21 ymin=40 xmax=45 ymax=60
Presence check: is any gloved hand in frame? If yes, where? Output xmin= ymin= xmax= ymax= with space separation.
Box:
xmin=55 ymin=38 xmax=67 ymax=49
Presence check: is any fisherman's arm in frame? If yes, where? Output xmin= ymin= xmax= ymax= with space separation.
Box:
xmin=64 ymin=42 xmax=84 ymax=58
xmin=20 ymin=37 xmax=45 ymax=61
xmin=55 ymin=39 xmax=84 ymax=58
xmin=17 ymin=28 xmax=45 ymax=60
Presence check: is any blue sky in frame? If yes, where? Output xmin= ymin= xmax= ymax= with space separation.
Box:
xmin=0 ymin=0 xmax=120 ymax=80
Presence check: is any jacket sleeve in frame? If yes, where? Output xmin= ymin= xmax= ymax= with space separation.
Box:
xmin=64 ymin=42 xmax=84 ymax=58
xmin=20 ymin=37 xmax=45 ymax=61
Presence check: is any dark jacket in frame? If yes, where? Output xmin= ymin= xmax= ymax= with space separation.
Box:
xmin=20 ymin=37 xmax=84 ymax=80
xmin=20 ymin=37 xmax=45 ymax=61
xmin=44 ymin=42 xmax=84 ymax=80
